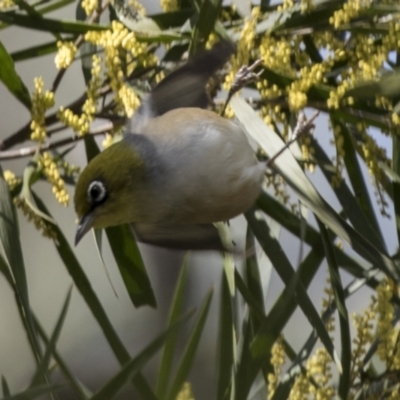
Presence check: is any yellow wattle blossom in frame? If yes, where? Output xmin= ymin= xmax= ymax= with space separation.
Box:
xmin=268 ymin=336 xmax=286 ymax=399
xmin=14 ymin=197 xmax=57 ymax=239
xmin=350 ymin=307 xmax=375 ymax=385
xmin=330 ymin=0 xmax=371 ymax=29
xmin=30 ymin=77 xmax=55 ymax=144
xmin=300 ymin=0 xmax=314 ymax=13
xmin=176 ymin=382 xmax=195 ymax=400
xmin=82 ymin=0 xmax=97 ymax=16
xmin=288 ymin=90 xmax=307 ymax=112
xmin=38 ymin=152 xmax=69 ymax=206
xmin=57 ymin=54 xmax=102 ymax=136
xmin=0 ymin=0 xmax=14 ymax=9
xmin=3 ymin=170 xmax=21 ymax=191
xmin=55 ymin=41 xmax=77 ymax=70
xmin=85 ymin=21 xmax=155 ymax=117
xmin=57 ymin=107 xmax=90 ymax=136
xmin=160 ymin=0 xmax=177 ymax=12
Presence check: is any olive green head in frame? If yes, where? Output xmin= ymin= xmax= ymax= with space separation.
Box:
xmin=74 ymin=139 xmax=146 ymax=245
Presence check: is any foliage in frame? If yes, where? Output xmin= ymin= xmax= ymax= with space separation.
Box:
xmin=1 ymin=0 xmax=400 ymax=399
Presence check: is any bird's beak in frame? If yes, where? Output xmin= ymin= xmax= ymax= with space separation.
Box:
xmin=75 ymin=211 xmax=95 ymax=246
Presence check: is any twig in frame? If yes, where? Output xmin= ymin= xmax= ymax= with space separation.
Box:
xmin=0 ymin=122 xmax=115 ymax=161
xmin=221 ymin=59 xmax=263 ymax=117
xmin=266 ymin=111 xmax=320 ymax=168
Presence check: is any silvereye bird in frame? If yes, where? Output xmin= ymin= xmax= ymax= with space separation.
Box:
xmin=74 ymin=41 xmax=265 ymax=250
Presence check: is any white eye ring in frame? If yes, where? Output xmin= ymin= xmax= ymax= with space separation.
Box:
xmin=87 ymin=180 xmax=107 ymax=204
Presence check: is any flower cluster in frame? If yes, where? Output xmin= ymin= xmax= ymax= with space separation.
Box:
xmin=38 ymin=152 xmax=69 ymax=206
xmin=330 ymin=0 xmax=371 ymax=29
xmin=55 ymin=41 xmax=77 ymax=70
xmin=0 ymin=0 xmax=14 ymax=8
xmin=30 ymin=77 xmax=55 ymax=143
xmin=224 ymin=6 xmax=260 ymax=115
xmin=160 ymin=0 xmax=177 ymax=12
xmin=57 ymin=54 xmax=102 ymax=136
xmin=267 ymin=336 xmax=286 ymax=399
xmin=3 ymin=170 xmax=21 ymax=191
xmin=14 ymin=197 xmax=57 ymax=240
xmin=82 ymin=0 xmax=97 ymax=16
xmin=57 ymin=107 xmax=90 ymax=136
xmin=85 ymin=21 xmax=156 ymax=117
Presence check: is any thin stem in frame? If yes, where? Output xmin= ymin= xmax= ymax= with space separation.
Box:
xmin=0 ymin=122 xmax=115 ymax=160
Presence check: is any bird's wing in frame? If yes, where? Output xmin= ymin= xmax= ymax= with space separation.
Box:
xmin=131 ymin=223 xmax=233 ymax=251
xmin=129 ymin=40 xmax=236 ymax=133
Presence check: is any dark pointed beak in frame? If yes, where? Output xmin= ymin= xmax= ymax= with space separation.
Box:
xmin=75 ymin=212 xmax=95 ymax=245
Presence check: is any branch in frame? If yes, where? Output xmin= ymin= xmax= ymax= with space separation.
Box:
xmin=0 ymin=122 xmax=115 ymax=161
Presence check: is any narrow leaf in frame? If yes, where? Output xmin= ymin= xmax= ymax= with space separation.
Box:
xmin=33 ymin=317 xmax=91 ymax=399
xmin=91 ymin=311 xmax=195 ymax=400
xmin=2 ymin=376 xmax=10 ymax=398
xmin=106 ymin=224 xmax=156 ymax=308
xmin=30 ymin=286 xmax=73 ymax=387
xmin=318 ymin=221 xmax=351 ymax=398
xmin=0 ymin=41 xmax=31 ymax=109
xmin=11 ymin=40 xmax=59 ymax=62
xmin=0 ymin=12 xmax=107 ymax=34
xmin=156 ymin=256 xmax=189 ymax=398
xmin=166 ymin=289 xmax=214 ymax=400
xmin=217 ymin=271 xmax=234 ymax=400
xmin=0 ymin=385 xmax=61 ymax=400
xmin=0 ymin=166 xmax=40 ymax=362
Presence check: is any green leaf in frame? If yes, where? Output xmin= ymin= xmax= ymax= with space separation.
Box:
xmin=30 ymin=286 xmax=73 ymax=387
xmin=2 ymin=376 xmax=10 ymax=398
xmin=150 ymin=9 xmax=193 ymax=30
xmin=31 ymin=192 xmax=157 ymax=400
xmin=190 ymin=0 xmax=222 ymax=53
xmin=0 ymin=249 xmax=13 ymax=286
xmin=166 ymin=288 xmax=214 ymax=400
xmin=313 ymin=132 xmax=385 ymax=253
xmin=0 ymin=385 xmax=62 ymax=400
xmin=33 ymin=317 xmax=91 ymax=399
xmin=216 ymin=271 xmax=234 ymax=400
xmin=156 ymin=256 xmax=189 ymax=399
xmin=393 ymin=133 xmax=400 ymax=249
xmin=346 ymin=69 xmax=400 ymax=100
xmin=0 ymin=165 xmax=41 ymax=362
xmin=0 ymin=12 xmax=108 ymax=34
xmin=11 ymin=40 xmax=59 ymax=62
xmin=12 ymin=0 xmax=61 ymax=39
xmin=245 ymin=228 xmax=268 ymax=330
xmin=235 ymin=314 xmax=262 ymax=400
xmin=106 ymin=224 xmax=156 ymax=308
xmin=37 ymin=0 xmax=76 ymax=15
xmin=21 ymin=161 xmax=56 ymax=224
xmin=0 ymin=41 xmax=31 ymax=109
xmin=318 ymin=221 xmax=351 ymax=399
xmin=91 ymin=310 xmax=195 ymax=400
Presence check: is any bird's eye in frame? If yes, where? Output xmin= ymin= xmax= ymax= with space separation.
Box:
xmin=87 ymin=180 xmax=107 ymax=204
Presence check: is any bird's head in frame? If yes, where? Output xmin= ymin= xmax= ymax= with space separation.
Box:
xmin=74 ymin=140 xmax=146 ymax=245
